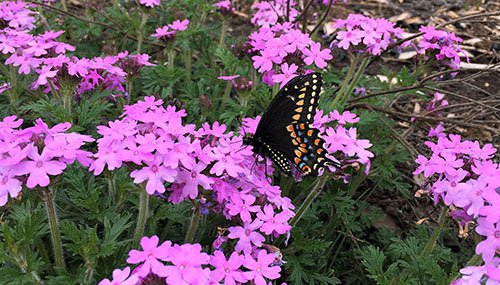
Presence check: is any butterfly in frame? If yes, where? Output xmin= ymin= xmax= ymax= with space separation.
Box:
xmin=243 ymin=73 xmax=335 ymax=177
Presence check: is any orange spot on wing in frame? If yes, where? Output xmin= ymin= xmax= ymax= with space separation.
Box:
xmin=294 ymin=157 xmax=301 ymax=164
xmin=314 ymin=138 xmax=321 ymax=145
xmin=294 ymin=150 xmax=302 ymax=157
xmin=317 ymin=148 xmax=324 ymax=154
xmin=307 ymin=130 xmax=313 ymax=136
xmin=296 ymin=100 xmax=304 ymax=106
xmin=292 ymin=114 xmax=300 ymax=121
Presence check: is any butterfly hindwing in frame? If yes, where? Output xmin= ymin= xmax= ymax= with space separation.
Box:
xmin=287 ymin=123 xmax=333 ymax=176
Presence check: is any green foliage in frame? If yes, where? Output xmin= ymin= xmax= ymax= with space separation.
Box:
xmin=0 ymin=0 xmax=477 ymax=284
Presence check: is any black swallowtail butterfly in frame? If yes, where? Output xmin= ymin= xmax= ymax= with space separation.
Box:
xmin=243 ymin=73 xmax=335 ymax=177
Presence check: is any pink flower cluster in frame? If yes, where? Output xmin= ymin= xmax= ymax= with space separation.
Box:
xmin=249 ymin=24 xmax=332 ymax=87
xmin=96 ymin=96 xmax=373 ymax=283
xmin=0 ymin=116 xmax=94 ymax=206
xmin=417 ymin=26 xmax=465 ymax=70
xmin=0 ymin=2 xmax=154 ymax=96
xmin=330 ymin=14 xmax=405 ymax=55
xmin=414 ymin=133 xmax=500 ymax=284
xmin=313 ymin=110 xmax=374 ymax=174
xmin=99 ymin=235 xmax=281 ymax=285
xmin=0 ymin=1 xmax=35 ymax=30
xmin=251 ymin=0 xmax=298 ymax=27
xmin=151 ymin=19 xmax=189 ymax=44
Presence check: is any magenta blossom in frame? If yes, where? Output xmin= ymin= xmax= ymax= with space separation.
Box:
xmin=126 ymin=235 xmax=171 ymax=277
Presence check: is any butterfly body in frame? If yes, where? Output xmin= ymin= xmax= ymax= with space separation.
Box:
xmin=243 ymin=73 xmax=334 ymax=177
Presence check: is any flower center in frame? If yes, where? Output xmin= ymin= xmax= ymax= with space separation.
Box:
xmin=191 ymin=172 xmax=197 ymax=178
xmin=151 ymin=165 xmax=159 ymax=172
xmin=36 ymin=161 xmax=44 ymax=168
xmin=495 ymin=231 xmax=500 ymax=239
xmin=245 ymin=229 xmax=251 ymax=236
xmin=450 ymin=181 xmax=457 ymax=187
xmin=221 ymin=158 xmax=227 ymax=162
xmin=1 ymin=176 xmax=8 ymax=185
xmin=133 ymin=150 xmax=139 ymax=156
xmin=257 ymin=267 xmax=262 ymax=272
xmin=179 ymin=264 xmax=185 ymax=270
xmin=225 ymin=267 xmax=231 ymax=273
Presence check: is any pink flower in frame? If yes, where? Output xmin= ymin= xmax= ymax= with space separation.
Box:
xmin=475 ymin=219 xmax=500 ymax=262
xmin=177 ymin=161 xmax=213 ymax=200
xmin=139 ymin=0 xmax=161 ymax=8
xmin=169 ymin=19 xmax=189 ymax=31
xmin=218 ymin=74 xmax=240 ymax=81
xmin=210 ymin=251 xmax=247 ymax=284
xmin=252 ymin=50 xmax=279 ymax=73
xmin=98 ymin=267 xmax=139 ymax=285
xmin=126 ymin=235 xmax=171 ymax=277
xmin=160 ymin=243 xmax=210 ymax=284
xmin=151 ymin=26 xmax=176 ymax=39
xmin=227 ymin=193 xmax=261 ymax=222
xmin=257 ymin=204 xmax=291 ymax=235
xmin=0 ymin=172 xmax=22 ymax=206
xmin=336 ymin=29 xmax=364 ymax=50
xmin=272 ymin=63 xmax=298 ymax=88
xmin=243 ymin=250 xmax=281 ymax=285
xmin=303 ymin=42 xmax=332 ymax=68
xmin=130 ymin=156 xmax=177 ymax=194
xmin=15 ymin=149 xmax=66 ymax=188
xmin=228 ymin=220 xmax=265 ymax=254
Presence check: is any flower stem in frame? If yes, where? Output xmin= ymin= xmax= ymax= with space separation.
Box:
xmin=43 ymin=187 xmax=66 ymax=270
xmin=339 ymin=57 xmax=370 ymax=107
xmin=219 ymin=80 xmax=233 ymax=113
xmin=218 ymin=20 xmax=228 ymax=48
xmin=275 ymin=177 xmax=328 ymax=246
xmin=184 ymin=50 xmax=192 ymax=82
xmin=185 ymin=204 xmax=201 ymax=243
xmin=332 ymin=54 xmax=360 ymax=109
xmin=422 ymin=206 xmax=449 ymax=256
xmin=136 ymin=12 xmax=148 ymax=53
xmin=168 ymin=48 xmax=176 ymax=69
xmin=133 ymin=185 xmax=149 ymax=247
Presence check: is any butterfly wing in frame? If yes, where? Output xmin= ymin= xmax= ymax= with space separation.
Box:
xmin=254 ymin=73 xmax=333 ymax=176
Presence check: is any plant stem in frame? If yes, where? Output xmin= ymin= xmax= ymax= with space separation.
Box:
xmin=185 ymin=204 xmax=202 ymax=243
xmin=184 ymin=50 xmax=192 ymax=82
xmin=332 ymin=55 xmax=360 ymax=109
xmin=133 ymin=185 xmax=149 ymax=247
xmin=339 ymin=57 xmax=370 ymax=107
xmin=219 ymin=80 xmax=233 ymax=113
xmin=275 ymin=177 xmax=328 ymax=246
xmin=422 ymin=206 xmax=449 ymax=256
xmin=136 ymin=12 xmax=148 ymax=53
xmin=43 ymin=187 xmax=66 ymax=270
xmin=168 ymin=48 xmax=176 ymax=69
xmin=218 ymin=20 xmax=228 ymax=48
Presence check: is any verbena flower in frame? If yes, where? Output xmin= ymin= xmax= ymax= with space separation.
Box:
xmin=0 ymin=116 xmax=94 ymax=206
xmin=418 ymin=26 xmax=466 ymax=70
xmin=330 ymin=14 xmax=405 ymax=55
xmin=248 ymin=24 xmax=333 ymax=86
xmin=414 ymin=105 xmax=499 ymax=284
